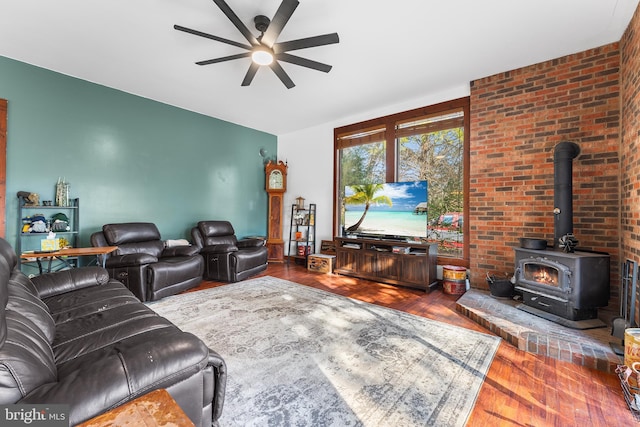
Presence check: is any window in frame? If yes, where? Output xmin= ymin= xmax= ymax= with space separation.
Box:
xmin=334 ymin=97 xmax=469 ymax=263
xmin=338 ymin=127 xmax=386 ymax=187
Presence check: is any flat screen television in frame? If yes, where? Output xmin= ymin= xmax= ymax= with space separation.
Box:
xmin=341 ymin=181 xmax=428 ymax=241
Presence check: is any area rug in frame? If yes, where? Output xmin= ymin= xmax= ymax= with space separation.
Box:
xmin=147 ymin=276 xmax=501 ymax=426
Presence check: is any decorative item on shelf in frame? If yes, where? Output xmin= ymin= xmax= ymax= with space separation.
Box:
xmin=17 ymin=191 xmax=39 ymax=206
xmin=58 ymin=237 xmax=70 ymax=249
xmin=63 ymin=181 xmax=70 ymax=206
xmin=55 ymin=177 xmax=70 ymax=207
xmin=297 ymin=243 xmax=311 ymax=257
xmin=21 ymin=214 xmax=47 ymax=233
xmin=295 ymin=231 xmax=303 ymax=240
xmin=293 ymin=211 xmax=305 ymax=225
xmin=50 ymin=213 xmax=70 ymax=232
xmin=295 ymin=196 xmax=305 ymax=210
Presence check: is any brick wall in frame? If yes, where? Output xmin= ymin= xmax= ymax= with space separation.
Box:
xmin=621 ymin=5 xmax=640 ymax=323
xmin=469 ymin=44 xmax=621 ymax=311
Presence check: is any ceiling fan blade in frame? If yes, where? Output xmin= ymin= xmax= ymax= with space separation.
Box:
xmin=196 ymin=52 xmax=251 ymax=66
xmin=241 ymin=63 xmax=260 ymax=86
xmin=273 ymin=33 xmax=340 ymax=53
xmin=276 ymin=53 xmax=332 ymax=73
xmin=174 ymin=25 xmax=252 ymax=50
xmin=212 ymin=0 xmax=259 ymax=46
xmin=269 ymin=61 xmax=295 ymax=89
xmin=261 ymin=0 xmax=299 ymax=48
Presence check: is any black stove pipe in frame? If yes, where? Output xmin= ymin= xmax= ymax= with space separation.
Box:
xmin=553 ymin=141 xmax=581 ymax=248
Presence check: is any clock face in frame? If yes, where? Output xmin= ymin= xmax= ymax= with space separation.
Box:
xmin=269 ymin=170 xmax=283 ymax=189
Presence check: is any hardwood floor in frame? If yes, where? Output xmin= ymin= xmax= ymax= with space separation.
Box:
xmin=192 ymin=262 xmax=633 ymax=426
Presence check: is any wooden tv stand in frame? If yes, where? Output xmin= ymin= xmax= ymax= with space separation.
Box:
xmin=334 ymin=237 xmax=438 ymax=292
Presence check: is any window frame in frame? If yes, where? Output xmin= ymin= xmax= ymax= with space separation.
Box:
xmin=333 ymin=97 xmax=470 ymax=267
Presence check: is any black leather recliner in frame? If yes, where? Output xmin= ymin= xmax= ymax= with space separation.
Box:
xmin=191 ymin=221 xmax=268 ymax=282
xmin=91 ymin=222 xmax=204 ymax=302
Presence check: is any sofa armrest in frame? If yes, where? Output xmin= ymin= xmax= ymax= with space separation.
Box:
xmin=201 ymin=244 xmax=238 ymax=254
xmin=19 ymin=328 xmax=214 ymax=426
xmin=162 ymin=245 xmax=200 ymax=258
xmin=105 ymin=253 xmax=158 ymax=268
xmin=190 ymin=227 xmax=204 ymax=250
xmin=208 ymin=349 xmax=227 ymax=422
xmin=31 ymin=267 xmax=110 ymax=299
xmin=237 ymin=238 xmax=265 ymax=249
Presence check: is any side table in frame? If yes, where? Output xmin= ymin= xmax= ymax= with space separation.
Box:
xmin=20 ymin=246 xmax=118 ymax=274
xmin=76 ymin=389 xmax=194 ymax=427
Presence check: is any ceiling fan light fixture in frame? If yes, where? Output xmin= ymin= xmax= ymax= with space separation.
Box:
xmin=175 ymin=0 xmax=339 ymax=88
xmin=252 ymin=48 xmax=274 ymax=65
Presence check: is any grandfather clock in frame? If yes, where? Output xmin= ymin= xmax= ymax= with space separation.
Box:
xmin=265 ymin=160 xmax=287 ymax=262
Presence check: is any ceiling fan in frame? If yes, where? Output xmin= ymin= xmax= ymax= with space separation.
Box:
xmin=174 ymin=0 xmax=339 ymax=89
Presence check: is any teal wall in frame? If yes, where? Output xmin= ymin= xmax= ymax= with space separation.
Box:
xmin=1 ymin=56 xmax=277 ymax=248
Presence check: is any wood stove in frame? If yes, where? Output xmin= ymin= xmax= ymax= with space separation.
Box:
xmin=514 ymin=247 xmax=610 ymax=320
xmin=514 ymin=141 xmax=610 ymax=322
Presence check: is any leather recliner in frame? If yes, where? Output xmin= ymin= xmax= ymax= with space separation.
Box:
xmin=91 ymin=222 xmax=204 ymax=302
xmin=191 ymin=221 xmax=268 ymax=282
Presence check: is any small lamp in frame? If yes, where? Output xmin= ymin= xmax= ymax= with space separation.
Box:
xmin=296 ymin=196 xmax=305 ymax=210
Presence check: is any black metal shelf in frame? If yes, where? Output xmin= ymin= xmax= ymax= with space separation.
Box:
xmin=287 ymin=203 xmax=316 ymax=264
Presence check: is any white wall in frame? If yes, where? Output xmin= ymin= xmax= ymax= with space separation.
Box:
xmin=278 ymin=84 xmax=470 ymax=252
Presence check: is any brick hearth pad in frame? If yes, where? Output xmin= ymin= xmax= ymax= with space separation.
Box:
xmin=456 ymin=289 xmax=622 ymax=373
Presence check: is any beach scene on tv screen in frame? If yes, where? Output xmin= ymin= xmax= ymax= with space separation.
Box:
xmin=343 ymin=181 xmax=428 ymax=238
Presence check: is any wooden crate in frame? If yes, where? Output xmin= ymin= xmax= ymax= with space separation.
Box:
xmin=307 ymin=254 xmax=335 ymax=274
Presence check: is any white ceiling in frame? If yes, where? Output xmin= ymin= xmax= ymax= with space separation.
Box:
xmin=0 ymin=0 xmax=637 ymax=136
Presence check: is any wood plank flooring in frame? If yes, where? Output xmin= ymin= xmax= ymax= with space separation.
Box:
xmin=191 ymin=262 xmax=633 ymax=426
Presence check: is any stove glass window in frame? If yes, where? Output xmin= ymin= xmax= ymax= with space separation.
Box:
xmin=523 ymin=263 xmax=559 ymax=287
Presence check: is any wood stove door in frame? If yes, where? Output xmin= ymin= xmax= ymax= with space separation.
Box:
xmin=515 ymin=257 xmax=572 ymax=296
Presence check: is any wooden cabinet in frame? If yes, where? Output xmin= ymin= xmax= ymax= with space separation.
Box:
xmin=334 ymin=237 xmax=438 ymax=292
xmin=335 ymin=244 xmax=357 ymax=273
